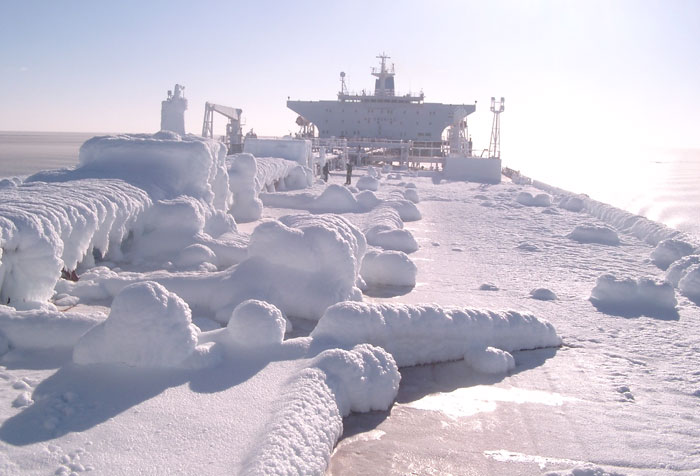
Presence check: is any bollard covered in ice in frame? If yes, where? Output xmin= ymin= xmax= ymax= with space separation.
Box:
xmin=73 ymin=281 xmax=201 ymax=368
xmin=311 ymin=302 xmax=561 ymax=367
xmin=651 ymin=239 xmax=696 ymax=270
xmin=360 ymin=250 xmax=417 ymax=287
xmin=464 ymin=346 xmax=515 ymax=374
xmin=678 ymin=264 xmax=700 ymax=304
xmin=567 ymin=224 xmax=620 ymax=245
xmin=665 ymin=255 xmax=700 ymax=287
xmin=516 ymin=191 xmax=552 ymax=207
xmin=226 ymin=299 xmax=287 ymax=347
xmin=356 ymin=175 xmax=380 ymax=192
xmin=312 ymin=344 xmax=400 ymax=415
xmin=590 ymin=274 xmax=677 ymax=317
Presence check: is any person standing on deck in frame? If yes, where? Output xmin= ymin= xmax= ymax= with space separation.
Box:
xmin=322 ymin=161 xmax=330 ymax=182
xmin=345 ymin=161 xmax=353 ymax=185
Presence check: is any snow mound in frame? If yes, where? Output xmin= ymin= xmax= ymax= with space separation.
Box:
xmin=73 ymin=281 xmax=201 ymax=368
xmin=568 ymin=224 xmax=620 ymax=245
xmin=403 ymin=188 xmax=420 ymax=203
xmin=678 ymin=264 xmax=700 ymax=304
xmin=559 ymin=195 xmax=585 ymax=212
xmin=516 ymin=191 xmax=552 ymax=207
xmin=364 ymin=205 xmax=418 ymax=253
xmin=313 ymin=184 xmax=360 ymax=213
xmin=360 ymin=250 xmax=417 ymax=287
xmin=355 ymin=190 xmax=381 ymax=210
xmin=651 ymin=238 xmax=696 ymax=270
xmin=312 ymin=343 xmax=400 ymax=415
xmin=480 ymin=283 xmax=499 ymax=291
xmin=356 ymin=175 xmax=379 ymax=192
xmin=311 ymin=302 xmax=561 ymax=367
xmin=666 ymin=255 xmax=700 ymax=287
xmin=544 ymin=464 xmax=626 ymax=476
xmin=243 ymin=344 xmax=398 ymax=475
xmin=385 ymin=199 xmax=422 ymax=221
xmin=590 ymin=274 xmax=677 ymax=317
xmin=464 ymin=346 xmax=515 ymax=374
xmin=0 ymin=305 xmax=104 ymax=350
xmin=530 ymin=288 xmax=557 ymax=300
xmin=227 ymin=299 xmax=287 ymax=347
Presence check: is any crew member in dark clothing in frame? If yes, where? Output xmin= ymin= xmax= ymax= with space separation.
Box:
xmin=322 ymin=161 xmax=330 ymax=182
xmin=345 ymin=161 xmax=353 ymax=185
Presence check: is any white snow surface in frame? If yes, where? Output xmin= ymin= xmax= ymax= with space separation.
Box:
xmin=3 ymin=137 xmax=700 ymax=475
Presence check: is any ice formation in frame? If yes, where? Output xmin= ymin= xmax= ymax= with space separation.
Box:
xmin=0 ymin=305 xmax=104 ymax=351
xmin=678 ymin=264 xmax=700 ymax=304
xmin=360 ymin=250 xmax=417 ymax=287
xmin=226 ymin=299 xmax=287 ymax=347
xmin=567 ymin=224 xmax=620 ymax=245
xmin=73 ymin=281 xmax=203 ymax=368
xmin=516 ymin=190 xmax=552 ymax=207
xmin=464 ymin=346 xmax=516 ymax=374
xmin=650 ymin=238 xmax=696 ymax=270
xmin=363 ymin=205 xmax=418 ymax=253
xmin=589 ymin=274 xmax=677 ymax=316
xmin=356 ymin=175 xmax=380 ymax=191
xmin=228 ymin=153 xmax=312 ymax=222
xmin=530 ymin=288 xmax=557 ymax=301
xmin=0 ymin=179 xmax=150 ymax=303
xmin=311 ymin=302 xmax=561 ymax=367
xmin=242 ymin=344 xmax=399 ymax=476
xmin=665 ymin=254 xmax=700 ymax=287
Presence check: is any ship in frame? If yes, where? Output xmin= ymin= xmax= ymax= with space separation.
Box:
xmin=286 ymin=54 xmax=476 ymax=145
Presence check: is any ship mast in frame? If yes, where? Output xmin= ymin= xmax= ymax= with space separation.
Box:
xmin=372 ymin=52 xmax=395 ymax=97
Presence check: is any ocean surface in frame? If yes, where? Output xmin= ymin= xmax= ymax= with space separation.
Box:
xmin=1 ymin=131 xmax=699 ymax=240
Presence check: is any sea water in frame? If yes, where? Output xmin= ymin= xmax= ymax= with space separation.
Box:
xmin=1 ymin=131 xmax=699 ymax=240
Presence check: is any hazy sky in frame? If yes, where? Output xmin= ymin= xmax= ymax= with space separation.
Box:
xmin=1 ymin=0 xmax=699 ymax=176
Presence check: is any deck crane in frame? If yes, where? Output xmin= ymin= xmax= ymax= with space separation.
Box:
xmin=201 ymin=102 xmax=244 ymax=154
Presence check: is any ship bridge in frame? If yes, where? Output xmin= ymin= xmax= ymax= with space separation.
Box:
xmin=286 ymin=54 xmax=475 ymax=142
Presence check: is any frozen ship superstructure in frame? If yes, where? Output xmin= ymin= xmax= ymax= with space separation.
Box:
xmin=287 ymin=54 xmax=475 ymax=144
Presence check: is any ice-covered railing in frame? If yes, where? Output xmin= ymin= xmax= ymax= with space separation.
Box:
xmin=0 ymin=133 xmax=249 ymax=305
xmin=0 ymin=179 xmax=150 ymax=303
xmin=531 ymin=179 xmax=699 ymax=249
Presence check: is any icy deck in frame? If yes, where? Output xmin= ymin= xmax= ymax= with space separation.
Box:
xmin=327 ymin=177 xmax=700 ymax=475
xmin=1 ymin=156 xmax=699 ymax=475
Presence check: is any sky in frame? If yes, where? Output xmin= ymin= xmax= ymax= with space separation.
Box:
xmin=1 ymin=0 xmax=699 ymax=180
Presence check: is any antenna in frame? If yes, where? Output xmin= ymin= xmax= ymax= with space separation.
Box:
xmin=488 ymin=97 xmax=505 ymax=159
xmin=339 ymin=71 xmax=348 ymax=96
